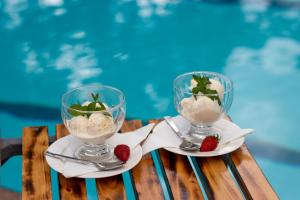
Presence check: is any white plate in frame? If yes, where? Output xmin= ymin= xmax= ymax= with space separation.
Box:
xmin=159 ymin=115 xmax=248 ymax=157
xmin=45 ymin=135 xmax=143 ymax=178
xmin=164 ymin=137 xmax=244 ymax=157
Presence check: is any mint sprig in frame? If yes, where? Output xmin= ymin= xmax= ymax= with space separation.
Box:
xmin=68 ymin=104 xmax=88 ymax=116
xmin=68 ymin=93 xmax=112 ymax=117
xmin=191 ymin=75 xmax=221 ymax=105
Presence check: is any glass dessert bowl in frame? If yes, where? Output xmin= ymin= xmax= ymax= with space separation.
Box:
xmin=62 ymin=84 xmax=126 ymax=161
xmin=174 ymin=71 xmax=233 ymax=143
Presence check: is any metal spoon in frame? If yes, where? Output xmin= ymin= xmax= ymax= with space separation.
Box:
xmin=164 ymin=117 xmax=254 ymax=152
xmin=164 ymin=116 xmax=200 ymax=151
xmin=45 ymin=151 xmax=125 ymax=171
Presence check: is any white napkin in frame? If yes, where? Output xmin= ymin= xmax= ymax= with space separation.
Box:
xmin=142 ymin=115 xmax=253 ymax=155
xmin=51 ymin=123 xmax=155 ymax=178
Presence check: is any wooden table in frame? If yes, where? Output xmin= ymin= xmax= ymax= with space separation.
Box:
xmin=21 ymin=119 xmax=279 ymax=200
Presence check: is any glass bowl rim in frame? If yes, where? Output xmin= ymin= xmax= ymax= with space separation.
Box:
xmin=61 ymin=84 xmax=125 ymax=113
xmin=173 ymin=71 xmax=233 ymax=95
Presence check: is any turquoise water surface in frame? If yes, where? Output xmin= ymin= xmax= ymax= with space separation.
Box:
xmin=1 ymin=0 xmax=300 ymax=199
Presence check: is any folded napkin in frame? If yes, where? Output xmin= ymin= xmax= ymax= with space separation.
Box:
xmin=142 ymin=115 xmax=253 ymax=155
xmin=49 ymin=123 xmax=155 ymax=178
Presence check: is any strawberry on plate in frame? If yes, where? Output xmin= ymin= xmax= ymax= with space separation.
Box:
xmin=114 ymin=144 xmax=130 ymax=162
xmin=200 ymin=136 xmax=219 ymax=152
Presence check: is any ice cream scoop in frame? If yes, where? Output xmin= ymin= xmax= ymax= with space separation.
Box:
xmin=181 ymin=96 xmax=222 ymax=124
xmin=69 ymin=115 xmax=88 ymax=134
xmin=87 ymin=113 xmax=115 ymax=135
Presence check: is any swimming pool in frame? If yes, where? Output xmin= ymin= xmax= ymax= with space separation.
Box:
xmin=1 ymin=0 xmax=300 ymax=199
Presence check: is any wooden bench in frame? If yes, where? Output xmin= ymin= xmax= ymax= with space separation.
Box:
xmin=21 ymin=119 xmax=279 ymax=200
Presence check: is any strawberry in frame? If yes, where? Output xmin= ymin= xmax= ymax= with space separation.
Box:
xmin=200 ymin=136 xmax=219 ymax=152
xmin=114 ymin=144 xmax=130 ymax=162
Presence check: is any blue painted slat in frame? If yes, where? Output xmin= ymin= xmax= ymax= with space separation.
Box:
xmin=151 ymin=150 xmax=173 ymax=200
xmin=122 ymin=172 xmax=137 ymax=200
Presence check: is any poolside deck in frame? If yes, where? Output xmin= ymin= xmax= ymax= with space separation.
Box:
xmin=18 ymin=118 xmax=279 ymax=200
xmin=0 ymin=188 xmax=21 ymax=200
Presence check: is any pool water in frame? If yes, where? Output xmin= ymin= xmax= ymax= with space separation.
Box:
xmin=1 ymin=0 xmax=300 ymax=199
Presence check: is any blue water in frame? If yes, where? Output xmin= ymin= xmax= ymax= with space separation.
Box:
xmin=1 ymin=0 xmax=300 ymax=199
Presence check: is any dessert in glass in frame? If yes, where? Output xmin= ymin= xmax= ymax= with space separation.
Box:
xmin=174 ymin=71 xmax=233 ymax=142
xmin=61 ymin=84 xmax=126 ymax=161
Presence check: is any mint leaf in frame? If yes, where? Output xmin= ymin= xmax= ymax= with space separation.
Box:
xmin=68 ymin=93 xmax=113 ymax=117
xmin=87 ymin=102 xmax=96 ymax=111
xmin=191 ymin=75 xmax=221 ymax=105
xmin=91 ymin=93 xmax=99 ymax=102
xmin=97 ymin=101 xmax=106 ymax=110
xmin=205 ymin=88 xmax=221 ymax=105
xmin=103 ymin=111 xmax=112 ymax=117
xmin=192 ymin=75 xmax=211 ymax=87
xmin=68 ymin=104 xmax=87 ymax=116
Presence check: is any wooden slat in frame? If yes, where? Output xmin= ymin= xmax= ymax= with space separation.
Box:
xmin=1 ymin=188 xmax=21 ymax=200
xmin=95 ymin=122 xmax=129 ymax=200
xmin=22 ymin=126 xmax=52 ymax=200
xmin=196 ymin=157 xmax=243 ymax=199
xmin=96 ymin=175 xmax=126 ymax=200
xmin=196 ymin=117 xmax=243 ymax=199
xmin=159 ymin=149 xmax=204 ymax=199
xmin=124 ymin=120 xmax=164 ymax=200
xmin=56 ymin=124 xmax=87 ymax=200
xmin=150 ymin=120 xmax=204 ymax=200
xmin=230 ymin=144 xmax=279 ymax=200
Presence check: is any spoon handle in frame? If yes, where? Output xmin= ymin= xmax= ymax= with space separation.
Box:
xmin=45 ymin=151 xmax=93 ymax=165
xmin=45 ymin=151 xmax=124 ymax=166
xmin=164 ymin=116 xmax=184 ymax=139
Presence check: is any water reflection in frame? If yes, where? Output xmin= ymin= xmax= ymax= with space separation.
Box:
xmin=113 ymin=52 xmax=129 ymax=61
xmin=23 ymin=46 xmax=44 ymax=74
xmin=39 ymin=0 xmax=63 ymax=7
xmin=136 ymin=0 xmax=180 ymax=18
xmin=3 ymin=0 xmax=28 ymax=29
xmin=227 ymin=38 xmax=300 ymax=74
xmin=55 ymin=44 xmax=102 ymax=88
xmin=241 ymin=0 xmax=270 ymax=23
xmin=240 ymin=0 xmax=300 ymax=34
xmin=53 ymin=8 xmax=66 ymax=16
xmin=115 ymin=12 xmax=125 ymax=24
xmin=225 ymin=37 xmax=300 ymax=149
xmin=145 ymin=83 xmax=170 ymax=112
xmin=70 ymin=31 xmax=86 ymax=39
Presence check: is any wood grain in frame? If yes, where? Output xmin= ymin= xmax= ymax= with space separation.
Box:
xmin=124 ymin=120 xmax=164 ymax=200
xmin=56 ymin=124 xmax=87 ymax=200
xmin=22 ymin=126 xmax=52 ymax=200
xmin=150 ymin=120 xmax=204 ymax=200
xmin=230 ymin=144 xmax=279 ymax=200
xmin=95 ymin=122 xmax=129 ymax=200
xmin=96 ymin=175 xmax=126 ymax=200
xmin=196 ymin=157 xmax=243 ymax=199
xmin=195 ymin=115 xmax=244 ymax=199
xmin=0 ymin=188 xmax=21 ymax=200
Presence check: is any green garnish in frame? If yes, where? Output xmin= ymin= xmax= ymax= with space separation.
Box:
xmin=68 ymin=93 xmax=112 ymax=117
xmin=68 ymin=104 xmax=88 ymax=116
xmin=191 ymin=75 xmax=221 ymax=105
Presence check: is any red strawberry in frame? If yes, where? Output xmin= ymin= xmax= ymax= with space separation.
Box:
xmin=114 ymin=144 xmax=130 ymax=162
xmin=200 ymin=136 xmax=219 ymax=152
